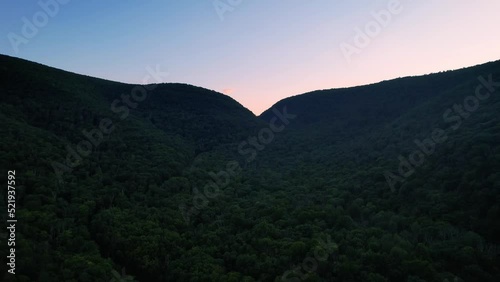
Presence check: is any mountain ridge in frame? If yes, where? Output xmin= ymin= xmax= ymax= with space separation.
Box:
xmin=4 ymin=53 xmax=499 ymax=117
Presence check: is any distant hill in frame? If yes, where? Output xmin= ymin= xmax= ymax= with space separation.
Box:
xmin=1 ymin=54 xmax=499 ymax=281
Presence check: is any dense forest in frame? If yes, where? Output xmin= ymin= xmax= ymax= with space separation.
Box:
xmin=0 ymin=54 xmax=499 ymax=281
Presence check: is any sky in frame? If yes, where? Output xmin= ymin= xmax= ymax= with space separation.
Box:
xmin=1 ymin=0 xmax=500 ymax=115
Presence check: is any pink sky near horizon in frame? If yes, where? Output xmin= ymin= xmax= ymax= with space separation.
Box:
xmin=145 ymin=1 xmax=499 ymax=115
xmin=230 ymin=1 xmax=500 ymax=115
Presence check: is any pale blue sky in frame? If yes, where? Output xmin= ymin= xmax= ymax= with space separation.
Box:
xmin=1 ymin=1 xmax=500 ymax=114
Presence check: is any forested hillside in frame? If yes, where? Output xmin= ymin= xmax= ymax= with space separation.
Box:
xmin=0 ymin=54 xmax=499 ymax=281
